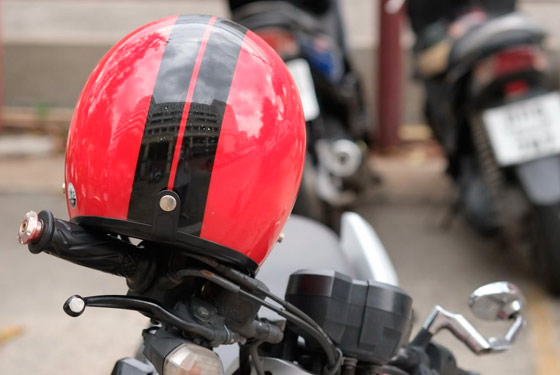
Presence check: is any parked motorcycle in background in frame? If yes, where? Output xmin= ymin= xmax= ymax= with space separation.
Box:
xmin=18 ymin=209 xmax=526 ymax=375
xmin=405 ymin=1 xmax=560 ymax=293
xmin=229 ymin=0 xmax=372 ymax=228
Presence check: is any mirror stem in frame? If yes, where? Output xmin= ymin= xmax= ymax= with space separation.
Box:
xmin=422 ymin=305 xmax=525 ymax=355
xmin=504 ymin=315 xmax=525 ymax=344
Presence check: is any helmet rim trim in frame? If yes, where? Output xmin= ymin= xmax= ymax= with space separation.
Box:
xmin=72 ymin=215 xmax=259 ymax=275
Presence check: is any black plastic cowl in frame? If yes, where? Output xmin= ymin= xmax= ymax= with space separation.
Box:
xmin=111 ymin=358 xmax=155 ymax=375
xmin=285 ymin=269 xmax=413 ymax=365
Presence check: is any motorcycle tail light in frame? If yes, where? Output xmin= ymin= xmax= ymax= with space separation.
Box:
xmin=504 ymin=79 xmax=529 ymax=98
xmin=254 ymin=28 xmax=300 ymax=57
xmin=473 ymin=45 xmax=548 ymax=86
xmin=163 ymin=343 xmax=224 ymax=375
xmin=493 ymin=46 xmax=547 ymax=76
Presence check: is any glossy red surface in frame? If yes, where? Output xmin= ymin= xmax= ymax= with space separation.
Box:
xmin=200 ymin=30 xmax=306 ymax=265
xmin=65 ymin=17 xmax=305 ymax=267
xmin=65 ymin=16 xmax=176 ymax=219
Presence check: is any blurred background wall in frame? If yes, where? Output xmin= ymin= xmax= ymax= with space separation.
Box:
xmin=2 ymin=0 xmax=560 ymax=127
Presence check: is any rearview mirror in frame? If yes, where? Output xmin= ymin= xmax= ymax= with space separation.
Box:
xmin=469 ymin=281 xmax=525 ymax=321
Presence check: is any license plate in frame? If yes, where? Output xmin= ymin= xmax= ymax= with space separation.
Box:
xmin=482 ymin=92 xmax=560 ymax=166
xmin=286 ymin=58 xmax=320 ymax=121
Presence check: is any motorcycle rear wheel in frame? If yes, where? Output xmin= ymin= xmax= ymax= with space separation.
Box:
xmin=292 ymin=157 xmax=327 ymax=224
xmin=531 ymin=203 xmax=560 ymax=294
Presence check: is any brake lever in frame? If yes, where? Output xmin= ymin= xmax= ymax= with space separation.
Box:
xmin=62 ymin=294 xmax=236 ymax=347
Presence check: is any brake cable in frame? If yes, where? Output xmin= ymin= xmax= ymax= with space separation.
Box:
xmin=182 ymin=255 xmax=342 ymax=373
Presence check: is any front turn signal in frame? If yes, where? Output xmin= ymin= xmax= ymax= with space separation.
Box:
xmin=163 ymin=343 xmax=224 ymax=375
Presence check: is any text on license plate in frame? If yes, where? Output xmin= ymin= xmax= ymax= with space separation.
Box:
xmin=482 ymin=92 xmax=560 ymax=166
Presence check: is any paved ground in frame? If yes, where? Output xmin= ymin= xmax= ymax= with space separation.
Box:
xmin=0 ymin=149 xmax=559 ymax=374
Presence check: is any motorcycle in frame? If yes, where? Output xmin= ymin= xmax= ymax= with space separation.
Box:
xmin=407 ymin=4 xmax=560 ymax=292
xmin=18 ymin=209 xmax=525 ymax=375
xmin=229 ymin=0 xmax=372 ymax=227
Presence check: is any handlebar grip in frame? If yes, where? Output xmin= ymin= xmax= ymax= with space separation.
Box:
xmin=25 ymin=210 xmax=143 ymax=278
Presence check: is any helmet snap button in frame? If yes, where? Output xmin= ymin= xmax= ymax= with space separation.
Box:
xmin=159 ymin=195 xmax=177 ymax=212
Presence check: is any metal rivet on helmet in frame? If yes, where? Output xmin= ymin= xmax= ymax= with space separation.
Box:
xmin=160 ymin=195 xmax=177 ymax=212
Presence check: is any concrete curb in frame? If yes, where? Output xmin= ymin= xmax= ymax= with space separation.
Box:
xmin=0 ymin=156 xmax=65 ymax=195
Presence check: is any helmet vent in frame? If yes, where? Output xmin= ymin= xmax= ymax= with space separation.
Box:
xmin=67 ymin=183 xmax=77 ymax=208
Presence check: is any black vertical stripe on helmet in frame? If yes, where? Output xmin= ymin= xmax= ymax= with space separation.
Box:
xmin=128 ymin=15 xmax=212 ymax=223
xmin=172 ymin=19 xmax=247 ymax=235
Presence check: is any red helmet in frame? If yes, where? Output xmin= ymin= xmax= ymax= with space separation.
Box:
xmin=65 ymin=15 xmax=305 ymax=274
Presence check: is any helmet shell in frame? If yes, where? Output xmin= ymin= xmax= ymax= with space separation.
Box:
xmin=65 ymin=15 xmax=305 ymax=273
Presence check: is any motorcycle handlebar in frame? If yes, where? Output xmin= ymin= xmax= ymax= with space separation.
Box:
xmin=18 ymin=210 xmax=146 ymax=279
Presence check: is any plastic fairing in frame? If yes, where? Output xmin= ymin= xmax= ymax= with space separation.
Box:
xmin=339 ymin=212 xmax=399 ymax=286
